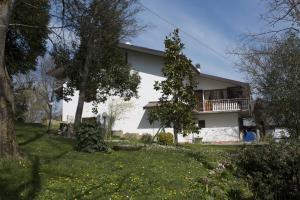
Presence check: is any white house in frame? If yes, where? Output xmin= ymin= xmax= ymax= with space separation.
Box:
xmin=51 ymin=43 xmax=251 ymax=143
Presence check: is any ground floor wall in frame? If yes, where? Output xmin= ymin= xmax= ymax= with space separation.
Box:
xmin=178 ymin=112 xmax=240 ymax=143
xmin=63 ymin=93 xmax=241 ymax=143
xmin=62 ymin=90 xmax=174 ymax=135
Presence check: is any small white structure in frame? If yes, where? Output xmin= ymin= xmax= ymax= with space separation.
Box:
xmin=53 ymin=43 xmax=251 ymax=143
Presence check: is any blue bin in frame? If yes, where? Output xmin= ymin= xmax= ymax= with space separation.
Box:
xmin=244 ymin=131 xmax=256 ymax=142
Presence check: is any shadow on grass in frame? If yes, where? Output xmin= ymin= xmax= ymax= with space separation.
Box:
xmin=0 ymin=156 xmax=41 ymax=200
xmin=42 ymin=151 xmax=70 ymax=164
xmin=18 ymin=133 xmax=45 ymax=146
xmin=0 ymin=149 xmax=72 ymax=200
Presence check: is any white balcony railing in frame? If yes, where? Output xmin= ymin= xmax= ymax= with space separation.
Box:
xmin=203 ymin=98 xmax=249 ymax=112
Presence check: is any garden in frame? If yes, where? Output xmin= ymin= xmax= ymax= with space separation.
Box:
xmin=0 ymin=123 xmax=252 ymax=200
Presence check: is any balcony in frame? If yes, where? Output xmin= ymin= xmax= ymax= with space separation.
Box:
xmin=202 ymin=98 xmax=250 ymax=112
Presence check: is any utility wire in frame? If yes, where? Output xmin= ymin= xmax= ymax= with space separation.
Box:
xmin=137 ymin=1 xmax=232 ymax=64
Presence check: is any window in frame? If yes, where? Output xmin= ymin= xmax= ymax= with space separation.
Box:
xmin=204 ymin=89 xmax=224 ymax=100
xmin=198 ymin=120 xmax=205 ymax=129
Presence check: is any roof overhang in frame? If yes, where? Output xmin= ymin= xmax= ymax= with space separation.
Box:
xmin=119 ymin=43 xmax=249 ymax=87
xmin=118 ymin=43 xmax=165 ymax=57
xmin=197 ymin=73 xmax=249 ymax=87
xmin=48 ymin=43 xmax=250 ymax=88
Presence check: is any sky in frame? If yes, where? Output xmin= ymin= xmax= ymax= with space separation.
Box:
xmin=127 ymin=0 xmax=268 ymax=82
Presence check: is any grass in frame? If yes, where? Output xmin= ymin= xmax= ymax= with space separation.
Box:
xmin=0 ymin=123 xmax=252 ymax=200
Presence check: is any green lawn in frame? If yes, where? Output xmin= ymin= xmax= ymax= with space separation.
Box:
xmin=0 ymin=123 xmax=251 ymax=200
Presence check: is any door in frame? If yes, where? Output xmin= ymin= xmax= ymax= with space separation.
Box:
xmin=195 ymin=90 xmax=203 ymax=111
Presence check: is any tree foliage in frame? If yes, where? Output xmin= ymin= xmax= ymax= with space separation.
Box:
xmin=235 ymin=0 xmax=300 ymax=140
xmin=5 ymin=0 xmax=50 ymax=75
xmin=0 ymin=0 xmax=50 ymax=156
xmin=241 ymin=33 xmax=300 ymax=139
xmin=52 ymin=0 xmax=142 ymax=127
xmin=148 ymin=29 xmax=198 ymax=144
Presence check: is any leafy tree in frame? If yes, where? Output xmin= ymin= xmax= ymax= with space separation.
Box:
xmin=6 ymin=0 xmax=50 ymax=75
xmin=53 ymin=0 xmax=142 ymax=128
xmin=234 ymin=0 xmax=300 ymax=141
xmin=0 ymin=0 xmax=49 ymax=156
xmin=148 ymin=29 xmax=198 ymax=145
xmin=240 ymin=32 xmax=300 ymax=140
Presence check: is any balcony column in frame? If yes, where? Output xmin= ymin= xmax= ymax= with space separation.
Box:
xmin=202 ymin=90 xmax=205 ymax=111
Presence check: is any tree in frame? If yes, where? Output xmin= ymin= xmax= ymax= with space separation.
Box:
xmin=0 ymin=0 xmax=50 ymax=156
xmin=148 ymin=29 xmax=198 ymax=145
xmin=0 ymin=0 xmax=20 ymax=157
xmin=261 ymin=0 xmax=300 ymax=34
xmin=234 ymin=1 xmax=300 ymax=141
xmin=12 ymin=56 xmax=59 ymax=128
xmin=243 ymin=33 xmax=300 ymax=139
xmin=252 ymin=98 xmax=269 ymax=140
xmin=106 ymin=100 xmax=133 ymax=140
xmin=53 ymin=0 xmax=142 ymax=128
xmin=37 ymin=56 xmax=57 ymax=133
xmin=13 ymin=72 xmax=39 ymax=122
xmin=5 ymin=0 xmax=50 ymax=75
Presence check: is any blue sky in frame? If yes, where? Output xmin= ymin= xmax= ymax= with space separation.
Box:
xmin=128 ymin=0 xmax=268 ymax=81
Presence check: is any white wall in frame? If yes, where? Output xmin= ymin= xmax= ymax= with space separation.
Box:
xmin=178 ymin=112 xmax=240 ymax=143
xmin=62 ymin=50 xmax=173 ymax=135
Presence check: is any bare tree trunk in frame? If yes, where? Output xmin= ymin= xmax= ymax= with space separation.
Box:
xmin=0 ymin=0 xmax=19 ymax=157
xmin=173 ymin=123 xmax=179 ymax=145
xmin=47 ymin=86 xmax=55 ymax=134
xmin=47 ymin=103 xmax=52 ymax=135
xmin=74 ymin=53 xmax=90 ymax=128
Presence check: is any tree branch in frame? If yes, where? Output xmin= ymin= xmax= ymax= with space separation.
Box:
xmin=248 ymin=27 xmax=299 ymax=37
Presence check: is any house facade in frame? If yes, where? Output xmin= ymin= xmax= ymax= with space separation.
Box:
xmin=55 ymin=43 xmax=251 ymax=143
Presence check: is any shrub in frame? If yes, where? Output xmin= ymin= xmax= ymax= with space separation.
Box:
xmin=140 ymin=134 xmax=153 ymax=144
xmin=157 ymin=132 xmax=173 ymax=145
xmin=75 ymin=124 xmax=108 ymax=153
xmin=234 ymin=142 xmax=300 ymax=200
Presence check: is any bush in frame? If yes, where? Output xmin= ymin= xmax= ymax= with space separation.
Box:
xmin=157 ymin=132 xmax=173 ymax=145
xmin=234 ymin=142 xmax=300 ymax=200
xmin=75 ymin=124 xmax=109 ymax=153
xmin=140 ymin=134 xmax=153 ymax=144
